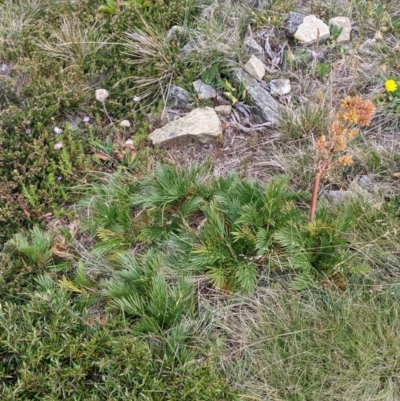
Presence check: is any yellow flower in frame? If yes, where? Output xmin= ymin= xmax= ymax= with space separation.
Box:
xmin=385 ymin=79 xmax=398 ymax=93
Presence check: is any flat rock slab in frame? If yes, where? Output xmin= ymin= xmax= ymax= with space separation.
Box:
xmin=149 ymin=107 xmax=221 ymax=146
xmin=294 ymin=15 xmax=330 ymax=45
xmin=231 ymin=68 xmax=281 ymax=125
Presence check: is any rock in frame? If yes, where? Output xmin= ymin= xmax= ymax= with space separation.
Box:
xmin=270 ymin=79 xmax=291 ymax=95
xmin=65 ymin=117 xmax=82 ymax=132
xmin=285 ymin=12 xmax=305 ymax=38
xmin=215 ymin=105 xmax=232 ymax=115
xmin=358 ymin=175 xmax=372 ymax=189
xmin=149 ymin=107 xmax=221 ymax=146
xmin=294 ymin=15 xmax=330 ymax=45
xmin=244 ymin=55 xmax=265 ymax=81
xmin=230 ymin=68 xmax=281 ymax=125
xmin=168 ymin=85 xmax=193 ymax=108
xmin=192 ymin=79 xmax=217 ymax=99
xmin=166 ymin=25 xmax=184 ymax=41
xmin=0 ymin=63 xmax=12 ymax=77
xmin=181 ymin=40 xmax=197 ymax=57
xmin=358 ymin=38 xmax=377 ymax=55
xmin=232 ymin=0 xmax=261 ymax=9
xmin=329 ymin=16 xmax=351 ymax=42
xmin=243 ymin=37 xmax=264 ymax=60
xmin=324 ymin=190 xmax=353 ymax=204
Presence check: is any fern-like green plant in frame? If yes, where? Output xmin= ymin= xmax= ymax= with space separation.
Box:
xmin=102 ymin=248 xmax=198 ymax=363
xmin=79 ymin=172 xmax=142 ymax=255
xmin=169 ymin=175 xmax=304 ymax=293
xmin=274 ymin=204 xmax=367 ymax=290
xmin=130 ymin=163 xmax=208 ymax=243
xmin=0 ymin=226 xmax=57 ymax=301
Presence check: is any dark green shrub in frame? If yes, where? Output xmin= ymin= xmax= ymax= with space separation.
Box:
xmin=0 ymin=275 xmax=236 ymax=400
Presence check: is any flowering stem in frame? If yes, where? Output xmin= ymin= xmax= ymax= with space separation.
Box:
xmin=309 ymin=172 xmax=321 ymax=222
xmin=102 ymin=103 xmax=113 ymax=125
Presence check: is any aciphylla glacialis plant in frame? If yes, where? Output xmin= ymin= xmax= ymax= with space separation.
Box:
xmin=309 ymin=96 xmax=376 ymax=222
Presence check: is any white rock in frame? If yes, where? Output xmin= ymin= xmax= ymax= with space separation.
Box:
xmin=270 ymin=79 xmax=291 ymax=95
xmin=149 ymin=107 xmax=221 ymax=145
xmin=329 ymin=16 xmax=351 ymax=42
xmin=294 ymin=15 xmax=330 ymax=45
xmin=215 ymin=105 xmax=232 ymax=115
xmin=244 ymin=55 xmax=265 ymax=81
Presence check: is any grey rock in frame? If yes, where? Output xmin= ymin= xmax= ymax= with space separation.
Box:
xmin=244 ymin=55 xmax=265 ymax=81
xmin=243 ymin=37 xmax=264 ymax=59
xmin=168 ymin=85 xmax=193 ymax=108
xmin=65 ymin=117 xmax=82 ymax=132
xmin=329 ymin=16 xmax=352 ymax=42
xmin=166 ymin=25 xmax=184 ymax=41
xmin=358 ymin=38 xmax=377 ymax=55
xmin=181 ymin=40 xmax=197 ymax=57
xmin=358 ymin=175 xmax=372 ymax=189
xmin=149 ymin=107 xmax=221 ymax=146
xmin=294 ymin=15 xmax=330 ymax=45
xmin=0 ymin=63 xmax=12 ymax=77
xmin=324 ymin=190 xmax=353 ymax=204
xmin=231 ymin=68 xmax=281 ymax=125
xmin=232 ymin=0 xmax=261 ymax=9
xmin=270 ymin=79 xmax=291 ymax=95
xmin=285 ymin=12 xmax=305 ymax=38
xmin=192 ymin=79 xmax=217 ymax=99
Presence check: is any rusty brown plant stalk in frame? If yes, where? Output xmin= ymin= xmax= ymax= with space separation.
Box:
xmin=309 ymin=96 xmax=376 ymax=222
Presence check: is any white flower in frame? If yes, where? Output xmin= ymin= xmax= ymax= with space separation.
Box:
xmin=54 ymin=142 xmax=63 ymax=150
xmin=133 ymin=96 xmax=141 ymax=102
xmin=54 ymin=127 xmax=63 ymax=134
xmin=95 ymin=89 xmax=109 ymax=102
xmin=120 ymin=120 xmax=131 ymax=128
xmin=125 ymin=139 xmax=134 ymax=145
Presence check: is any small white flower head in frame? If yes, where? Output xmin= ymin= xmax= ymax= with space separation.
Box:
xmin=54 ymin=127 xmax=63 ymax=134
xmin=82 ymin=116 xmax=90 ymax=123
xmin=120 ymin=120 xmax=131 ymax=128
xmin=95 ymin=89 xmax=109 ymax=102
xmin=125 ymin=139 xmax=134 ymax=146
xmin=54 ymin=142 xmax=63 ymax=150
xmin=133 ymin=95 xmax=141 ymax=102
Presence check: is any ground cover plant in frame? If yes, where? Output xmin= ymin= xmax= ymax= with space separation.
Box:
xmin=1 ymin=0 xmax=400 ymax=399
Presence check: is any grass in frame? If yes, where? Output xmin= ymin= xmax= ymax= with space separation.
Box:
xmin=1 ymin=0 xmax=400 ymax=399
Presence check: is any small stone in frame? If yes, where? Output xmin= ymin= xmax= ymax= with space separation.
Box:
xmin=181 ymin=40 xmax=197 ymax=57
xmin=294 ymin=15 xmax=330 ymax=45
xmin=270 ymin=79 xmax=291 ymax=95
xmin=168 ymin=85 xmax=193 ymax=108
xmin=329 ymin=16 xmax=351 ymax=42
xmin=358 ymin=175 xmax=372 ymax=188
xmin=358 ymin=38 xmax=377 ymax=55
xmin=244 ymin=55 xmax=265 ymax=81
xmin=324 ymin=190 xmax=353 ymax=204
xmin=149 ymin=107 xmax=221 ymax=146
xmin=215 ymin=105 xmax=232 ymax=115
xmin=192 ymin=79 xmax=217 ymax=99
xmin=166 ymin=25 xmax=184 ymax=41
xmin=285 ymin=12 xmax=305 ymax=38
xmin=243 ymin=37 xmax=264 ymax=59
